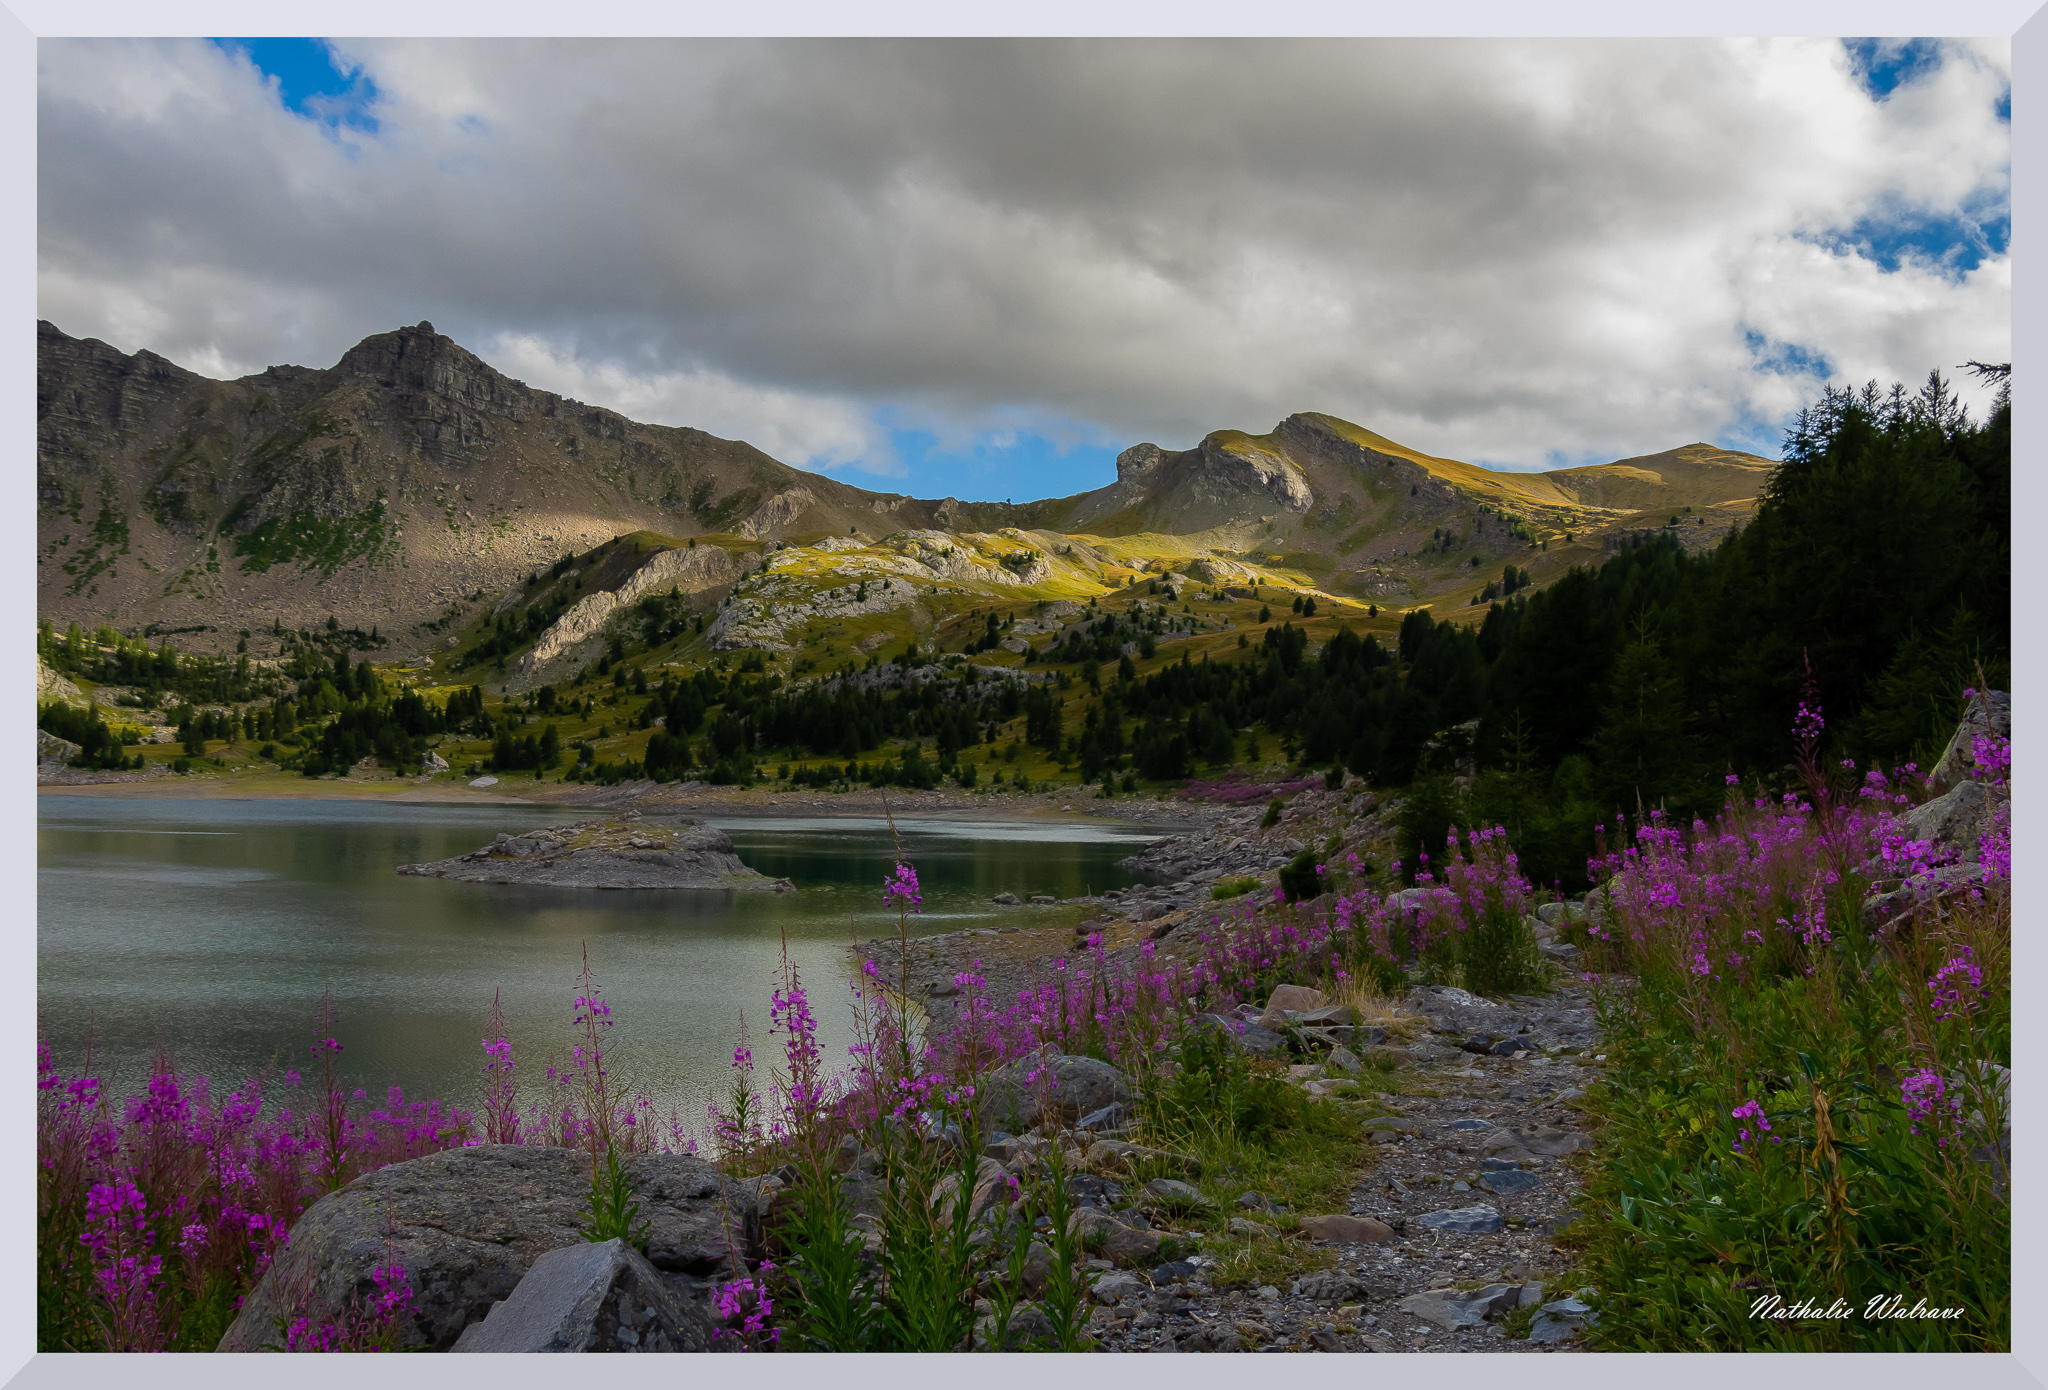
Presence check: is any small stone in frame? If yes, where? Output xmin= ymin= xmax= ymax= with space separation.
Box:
xmin=1152 ymin=1259 xmax=1199 ymax=1283
xmin=1308 ymin=1326 xmax=1346 ymax=1353
xmin=1480 ymin=1169 xmax=1542 ymax=1195
xmin=1227 ymin=1216 xmax=1275 ymax=1240
xmin=1396 ymin=1290 xmax=1487 ymax=1332
xmin=1076 ymin=1102 xmax=1130 ymax=1134
xmin=992 ymin=892 xmax=1021 ymax=905
xmin=1297 ymin=1214 xmax=1397 ymax=1245
xmin=1236 ymin=1190 xmax=1281 ymax=1212
xmin=1029 ymin=894 xmax=1057 ymax=905
xmin=1292 ymin=1271 xmax=1367 ymax=1303
xmin=1415 ymin=1205 xmax=1505 ymax=1234
xmin=1448 ymin=1118 xmax=1494 ymax=1131
xmin=1327 ymin=1047 xmax=1362 ymax=1075
xmin=1143 ymin=1178 xmax=1212 ymax=1211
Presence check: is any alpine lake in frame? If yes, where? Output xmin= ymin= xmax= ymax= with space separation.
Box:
xmin=36 ymin=795 xmax=1160 ymax=1135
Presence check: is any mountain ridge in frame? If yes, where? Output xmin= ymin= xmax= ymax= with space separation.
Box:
xmin=36 ymin=318 xmax=1773 ymax=656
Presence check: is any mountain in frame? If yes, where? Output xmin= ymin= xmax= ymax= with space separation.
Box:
xmin=36 ymin=319 xmax=1774 ymax=659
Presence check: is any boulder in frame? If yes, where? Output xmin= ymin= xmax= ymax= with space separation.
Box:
xmin=216 ymin=1146 xmax=758 ymax=1352
xmin=931 ymin=1157 xmax=1018 ymax=1225
xmin=1298 ymin=1214 xmax=1397 ymax=1245
xmin=1923 ymin=690 xmax=2010 ymax=798
xmin=449 ymin=1238 xmax=714 ymax=1352
xmin=1067 ymin=1207 xmax=1162 ymax=1268
xmin=979 ymin=1051 xmax=1135 ymax=1129
xmin=1258 ymin=984 xmax=1329 ymax=1028
xmin=1902 ymin=779 xmax=2004 ymax=858
xmin=422 ymin=749 xmax=450 ymax=773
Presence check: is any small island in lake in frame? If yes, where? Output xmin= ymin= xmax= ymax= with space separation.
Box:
xmin=398 ymin=813 xmax=793 ymax=891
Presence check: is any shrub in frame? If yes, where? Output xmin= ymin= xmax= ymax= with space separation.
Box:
xmin=1277 ymin=850 xmax=1321 ymax=903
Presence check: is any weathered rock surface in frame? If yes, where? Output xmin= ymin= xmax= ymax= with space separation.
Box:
xmin=217 ymin=1145 xmax=759 ymax=1352
xmin=450 ymin=1238 xmax=716 ymax=1352
xmin=397 ymin=814 xmax=792 ymax=890
xmin=980 ymin=1050 xmax=1135 ymax=1129
xmin=1924 ymin=690 xmax=2010 ymax=798
xmin=1299 ymin=1213 xmax=1398 ymax=1245
xmin=514 ymin=544 xmax=748 ymax=684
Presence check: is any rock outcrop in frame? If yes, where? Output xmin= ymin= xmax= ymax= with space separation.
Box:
xmin=397 ymin=815 xmax=793 ymax=890
xmin=512 ymin=543 xmax=747 ymax=683
xmin=217 ymin=1145 xmax=759 ymax=1352
xmin=979 ymin=1050 xmax=1136 ymax=1130
xmin=449 ymin=1239 xmax=716 ymax=1352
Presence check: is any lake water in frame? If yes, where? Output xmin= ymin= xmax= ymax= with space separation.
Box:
xmin=36 ymin=796 xmax=1158 ymax=1136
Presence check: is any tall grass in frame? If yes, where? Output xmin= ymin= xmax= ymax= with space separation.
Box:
xmin=1567 ymin=728 xmax=2010 ymax=1349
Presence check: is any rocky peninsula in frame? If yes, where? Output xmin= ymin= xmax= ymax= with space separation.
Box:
xmin=397 ymin=813 xmax=793 ymax=891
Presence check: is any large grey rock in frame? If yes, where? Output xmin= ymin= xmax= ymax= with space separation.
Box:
xmin=37 ymin=729 xmax=81 ymax=764
xmin=1480 ymin=1168 xmax=1542 ymax=1195
xmin=1902 ymin=779 xmax=2004 ymax=858
xmin=1258 ymin=984 xmax=1328 ymax=1029
xmin=1067 ymin=1206 xmax=1162 ymax=1267
xmin=450 ymin=1238 xmax=714 ymax=1352
xmin=1415 ymin=1204 xmax=1504 ymax=1234
xmin=980 ymin=1050 xmax=1135 ymax=1128
xmin=1924 ymin=690 xmax=2010 ymax=798
xmin=931 ymin=1157 xmax=1018 ymax=1225
xmin=217 ymin=1146 xmax=758 ymax=1352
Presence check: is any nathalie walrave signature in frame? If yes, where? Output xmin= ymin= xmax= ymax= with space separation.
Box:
xmin=1751 ymin=1294 xmax=1965 ymax=1322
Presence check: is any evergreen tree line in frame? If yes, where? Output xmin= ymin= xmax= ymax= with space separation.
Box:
xmin=1056 ymin=370 xmax=2009 ymax=888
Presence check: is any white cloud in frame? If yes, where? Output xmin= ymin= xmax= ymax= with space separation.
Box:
xmin=38 ymin=37 xmax=2010 ymax=486
xmin=484 ymin=332 xmax=896 ymax=474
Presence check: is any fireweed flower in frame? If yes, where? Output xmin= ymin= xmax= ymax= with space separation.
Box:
xmin=1901 ymin=1069 xmax=1959 ymax=1142
xmin=1730 ymin=1099 xmax=1771 ymax=1155
xmin=883 ymin=863 xmax=922 ymax=911
xmin=1929 ymin=948 xmax=1984 ymax=1020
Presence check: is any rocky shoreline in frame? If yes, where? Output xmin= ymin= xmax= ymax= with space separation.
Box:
xmin=397 ymin=813 xmax=794 ymax=890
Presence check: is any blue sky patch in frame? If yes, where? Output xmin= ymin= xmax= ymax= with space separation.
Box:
xmin=1842 ymin=38 xmax=1945 ymax=100
xmin=212 ymin=38 xmax=379 ymax=131
xmin=1811 ymin=206 xmax=2008 ymax=277
xmin=829 ymin=426 xmax=1121 ymax=503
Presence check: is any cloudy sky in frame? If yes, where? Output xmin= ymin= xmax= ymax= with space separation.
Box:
xmin=38 ymin=37 xmax=2010 ymax=501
